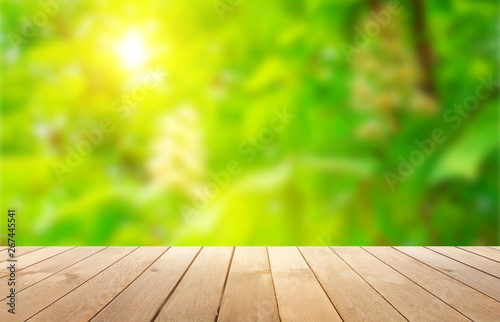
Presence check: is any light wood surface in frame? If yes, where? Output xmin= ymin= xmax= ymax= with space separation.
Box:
xmin=396 ymin=246 xmax=500 ymax=301
xmin=365 ymin=246 xmax=500 ymax=321
xmin=217 ymin=247 xmax=279 ymax=322
xmin=93 ymin=246 xmax=200 ymax=322
xmin=268 ymin=246 xmax=342 ymax=321
xmin=155 ymin=246 xmax=233 ymax=321
xmin=332 ymin=247 xmax=468 ymax=321
xmin=458 ymin=246 xmax=500 ymax=262
xmin=0 ymin=247 xmax=73 ymax=279
xmin=0 ymin=247 xmax=43 ymax=264
xmin=0 ymin=246 xmax=498 ymax=321
xmin=300 ymin=246 xmax=405 ymax=321
xmin=1 ymin=247 xmax=104 ymax=295
xmin=28 ymin=247 xmax=167 ymax=322
xmin=428 ymin=246 xmax=500 ymax=278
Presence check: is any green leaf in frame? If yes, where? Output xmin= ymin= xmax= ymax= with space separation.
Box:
xmin=430 ymin=101 xmax=499 ymax=183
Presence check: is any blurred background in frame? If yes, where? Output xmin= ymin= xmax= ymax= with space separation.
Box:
xmin=0 ymin=0 xmax=498 ymax=246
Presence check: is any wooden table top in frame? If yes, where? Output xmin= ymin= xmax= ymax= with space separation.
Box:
xmin=1 ymin=246 xmax=499 ymax=321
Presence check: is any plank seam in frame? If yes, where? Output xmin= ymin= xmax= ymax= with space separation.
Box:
xmin=0 ymin=247 xmax=77 ymax=300
xmin=25 ymin=246 xmax=138 ymax=321
xmin=215 ymin=246 xmax=235 ymax=322
xmin=0 ymin=246 xmax=46 ymax=264
xmin=362 ymin=247 xmax=473 ymax=321
xmin=87 ymin=246 xmax=171 ymax=321
xmin=297 ymin=247 xmax=344 ymax=322
xmin=9 ymin=247 xmax=108 ymax=297
xmin=392 ymin=247 xmax=500 ymax=303
xmin=330 ymin=247 xmax=409 ymax=322
xmin=458 ymin=247 xmax=500 ymax=263
xmin=9 ymin=247 xmax=76 ymax=275
xmin=425 ymin=247 xmax=500 ymax=279
xmin=266 ymin=247 xmax=282 ymax=322
xmin=149 ymin=246 xmax=204 ymax=322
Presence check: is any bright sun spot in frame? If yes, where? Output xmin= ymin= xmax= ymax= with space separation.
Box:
xmin=116 ymin=32 xmax=148 ymax=68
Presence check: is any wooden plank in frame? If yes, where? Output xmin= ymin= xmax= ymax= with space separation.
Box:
xmin=0 ymin=247 xmax=44 ymax=263
xmin=332 ymin=247 xmax=468 ymax=321
xmin=0 ymin=247 xmax=73 ymax=279
xmin=218 ymin=247 xmax=279 ymax=322
xmin=459 ymin=247 xmax=500 ymax=262
xmin=268 ymin=247 xmax=342 ymax=322
xmin=0 ymin=247 xmax=8 ymax=251
xmin=489 ymin=246 xmax=500 ymax=251
xmin=0 ymin=247 xmax=136 ymax=321
xmin=28 ymin=247 xmax=167 ymax=322
xmin=428 ymin=247 xmax=500 ymax=278
xmin=396 ymin=246 xmax=500 ymax=301
xmin=366 ymin=247 xmax=500 ymax=321
xmin=300 ymin=247 xmax=405 ymax=321
xmin=93 ymin=246 xmax=201 ymax=322
xmin=0 ymin=247 xmax=104 ymax=296
xmin=154 ymin=247 xmax=234 ymax=321
xmin=16 ymin=247 xmax=73 ymax=269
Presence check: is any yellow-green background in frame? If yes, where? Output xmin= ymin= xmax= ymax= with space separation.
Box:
xmin=1 ymin=0 xmax=498 ymax=245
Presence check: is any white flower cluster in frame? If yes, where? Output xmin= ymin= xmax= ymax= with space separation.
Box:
xmin=147 ymin=104 xmax=205 ymax=191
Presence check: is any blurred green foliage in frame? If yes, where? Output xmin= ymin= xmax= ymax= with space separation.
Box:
xmin=0 ymin=0 xmax=498 ymax=245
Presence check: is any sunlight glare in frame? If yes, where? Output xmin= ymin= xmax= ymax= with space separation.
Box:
xmin=116 ymin=32 xmax=147 ymax=68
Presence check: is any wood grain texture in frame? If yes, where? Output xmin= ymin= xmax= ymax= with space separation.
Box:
xmin=458 ymin=246 xmax=500 ymax=262
xmin=0 ymin=247 xmax=44 ymax=263
xmin=396 ymin=246 xmax=500 ymax=301
xmin=0 ymin=247 xmax=105 ymax=296
xmin=218 ymin=247 xmax=279 ymax=322
xmin=268 ymin=247 xmax=342 ymax=322
xmin=0 ymin=247 xmax=136 ymax=321
xmin=2 ymin=246 xmax=499 ymax=321
xmin=366 ymin=246 xmax=500 ymax=321
xmin=300 ymin=246 xmax=405 ymax=321
xmin=28 ymin=247 xmax=167 ymax=322
xmin=154 ymin=247 xmax=234 ymax=321
xmin=0 ymin=247 xmax=73 ymax=279
xmin=428 ymin=246 xmax=500 ymax=278
xmin=92 ymin=246 xmax=201 ymax=322
xmin=332 ymin=247 xmax=468 ymax=321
